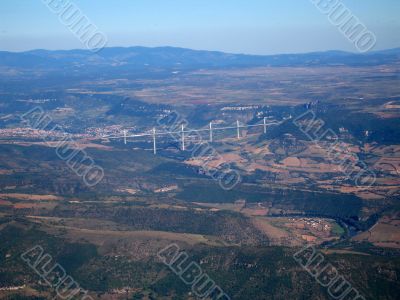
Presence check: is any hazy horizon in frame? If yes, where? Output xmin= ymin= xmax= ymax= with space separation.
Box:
xmin=1 ymin=44 xmax=400 ymax=56
xmin=1 ymin=0 xmax=399 ymax=54
xmin=1 ymin=2 xmax=400 ymax=300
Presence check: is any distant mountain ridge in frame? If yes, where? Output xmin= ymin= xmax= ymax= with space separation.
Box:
xmin=0 ymin=46 xmax=399 ymax=70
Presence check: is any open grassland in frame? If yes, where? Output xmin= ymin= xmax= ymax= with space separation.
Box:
xmin=354 ymin=213 xmax=400 ymax=248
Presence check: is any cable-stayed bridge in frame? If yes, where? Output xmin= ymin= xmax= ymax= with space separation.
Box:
xmin=102 ymin=117 xmax=280 ymax=154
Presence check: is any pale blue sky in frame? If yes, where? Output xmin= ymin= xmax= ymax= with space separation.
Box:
xmin=0 ymin=0 xmax=399 ymax=54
